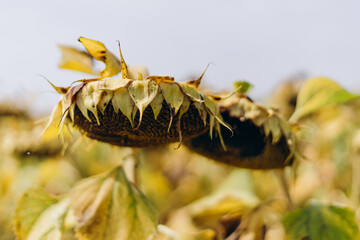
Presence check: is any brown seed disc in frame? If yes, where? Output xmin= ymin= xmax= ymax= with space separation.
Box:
xmin=184 ymin=108 xmax=293 ymax=169
xmin=73 ymin=101 xmax=209 ymax=147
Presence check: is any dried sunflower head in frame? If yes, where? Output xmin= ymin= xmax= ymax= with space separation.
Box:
xmin=184 ymin=92 xmax=300 ymax=169
xmin=44 ymin=38 xmax=230 ymax=147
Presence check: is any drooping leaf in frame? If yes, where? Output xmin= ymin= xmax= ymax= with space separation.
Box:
xmin=233 ymin=81 xmax=253 ymax=94
xmin=290 ymin=77 xmax=359 ymax=121
xmin=128 ymin=80 xmax=159 ymax=128
xmin=160 ymin=83 xmax=184 ymax=115
xmin=42 ymin=102 xmax=63 ymax=142
xmin=14 ymin=188 xmax=71 ymax=240
xmin=81 ymin=83 xmax=100 ymax=125
xmin=58 ymin=45 xmax=94 ymax=74
xmin=71 ymin=165 xmax=158 ymax=240
xmin=178 ymin=82 xmax=203 ymax=102
xmin=78 ymin=37 xmax=121 ymax=77
xmin=112 ymin=87 xmax=136 ymax=126
xmin=150 ymin=90 xmax=164 ymax=120
xmin=282 ymin=202 xmax=360 ymax=240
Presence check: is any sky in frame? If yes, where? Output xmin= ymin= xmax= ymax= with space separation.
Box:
xmin=1 ymin=0 xmax=360 ymax=116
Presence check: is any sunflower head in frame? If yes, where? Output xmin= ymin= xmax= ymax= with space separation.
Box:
xmin=44 ymin=38 xmax=230 ymax=148
xmin=184 ymin=90 xmax=300 ymax=169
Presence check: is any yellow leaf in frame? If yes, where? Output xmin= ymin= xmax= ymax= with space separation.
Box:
xmin=186 ymin=170 xmax=259 ymax=221
xmin=42 ymin=102 xmax=63 ymax=142
xmin=58 ymin=45 xmax=94 ymax=74
xmin=14 ymin=188 xmax=71 ymax=240
xmin=78 ymin=37 xmax=121 ymax=77
xmin=71 ymin=166 xmax=158 ymax=240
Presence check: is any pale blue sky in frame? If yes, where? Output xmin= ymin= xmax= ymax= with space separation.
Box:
xmin=1 ymin=0 xmax=360 ymax=115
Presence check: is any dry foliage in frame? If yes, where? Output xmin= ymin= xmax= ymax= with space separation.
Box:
xmin=0 ymin=38 xmax=359 ymax=240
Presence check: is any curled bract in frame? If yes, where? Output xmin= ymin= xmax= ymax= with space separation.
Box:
xmin=184 ymin=94 xmax=300 ymax=169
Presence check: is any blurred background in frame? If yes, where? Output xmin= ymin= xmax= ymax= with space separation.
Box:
xmin=1 ymin=0 xmax=360 ymax=116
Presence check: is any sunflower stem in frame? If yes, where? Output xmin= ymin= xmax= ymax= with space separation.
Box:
xmin=123 ymin=148 xmax=140 ymax=185
xmin=275 ymin=169 xmax=294 ymax=210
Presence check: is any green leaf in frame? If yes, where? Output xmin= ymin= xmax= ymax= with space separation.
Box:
xmin=71 ymin=165 xmax=158 ymax=240
xmin=290 ymin=77 xmax=359 ymax=121
xmin=282 ymin=202 xmax=360 ymax=240
xmin=14 ymin=188 xmax=71 ymax=240
xmin=233 ymin=81 xmax=253 ymax=94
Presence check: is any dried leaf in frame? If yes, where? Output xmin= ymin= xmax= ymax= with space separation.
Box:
xmin=128 ymin=80 xmax=159 ymax=128
xmin=160 ymin=83 xmax=184 ymax=115
xmin=97 ymin=91 xmax=114 ymax=114
xmin=178 ymin=83 xmax=203 ymax=102
xmin=203 ymin=94 xmax=232 ymax=134
xmin=112 ymin=88 xmax=135 ymax=126
xmin=71 ymin=166 xmax=158 ymax=240
xmin=78 ymin=37 xmax=121 ymax=77
xmin=42 ymin=102 xmax=63 ymax=142
xmin=117 ymin=41 xmax=130 ymax=79
xmin=75 ymin=90 xmax=91 ymax=122
xmin=150 ymin=90 xmax=164 ymax=120
xmin=58 ymin=45 xmax=94 ymax=74
xmin=81 ymin=84 xmax=100 ymax=125
xmin=14 ymin=188 xmax=71 ymax=240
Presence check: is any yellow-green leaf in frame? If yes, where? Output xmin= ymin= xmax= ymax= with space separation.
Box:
xmin=233 ymin=81 xmax=253 ymax=94
xmin=290 ymin=77 xmax=359 ymax=121
xmin=160 ymin=83 xmax=184 ymax=115
xmin=282 ymin=202 xmax=360 ymax=240
xmin=78 ymin=37 xmax=121 ymax=77
xmin=178 ymin=82 xmax=203 ymax=102
xmin=58 ymin=45 xmax=94 ymax=74
xmin=150 ymin=91 xmax=164 ymax=120
xmin=14 ymin=188 xmax=71 ymax=240
xmin=71 ymin=166 xmax=158 ymax=240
